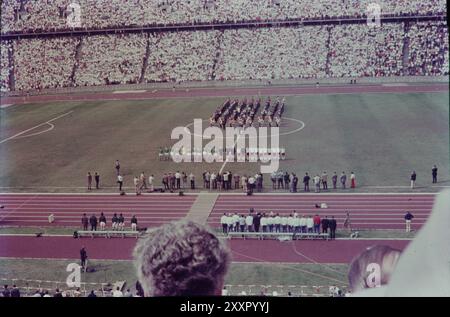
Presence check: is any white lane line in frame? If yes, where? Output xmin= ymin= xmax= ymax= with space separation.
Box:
xmin=0 ymin=111 xmax=73 ymax=144
xmin=0 ymin=194 xmax=39 ymax=222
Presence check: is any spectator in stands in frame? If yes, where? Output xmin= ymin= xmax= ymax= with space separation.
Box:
xmin=112 ymin=287 xmax=123 ymax=297
xmin=81 ymin=213 xmax=88 ymax=231
xmin=131 ymin=215 xmax=138 ymax=231
xmin=89 ymin=213 xmax=98 ymax=231
xmin=348 ymin=245 xmax=402 ymax=293
xmin=329 ymin=216 xmax=337 ymax=239
xmin=134 ymin=220 xmax=230 ymax=296
xmin=54 ymin=289 xmax=63 ymax=297
xmin=10 ymin=285 xmax=20 ymax=297
xmin=404 ymin=211 xmax=414 ymax=232
xmin=410 ymin=171 xmax=417 ymax=189
xmin=87 ymin=290 xmax=97 ymax=297
xmin=2 ymin=285 xmax=10 ymax=297
xmin=124 ymin=289 xmax=133 ymax=297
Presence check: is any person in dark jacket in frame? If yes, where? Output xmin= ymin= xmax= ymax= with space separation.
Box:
xmin=10 ymin=285 xmax=20 ymax=297
xmin=94 ymin=172 xmax=100 ymax=189
xmin=53 ymin=289 xmax=63 ymax=297
xmin=2 ymin=285 xmax=11 ymax=297
xmin=432 ymin=165 xmax=438 ymax=183
xmin=87 ymin=290 xmax=97 ymax=297
xmin=321 ymin=216 xmax=329 ymax=234
xmin=332 ymin=172 xmax=338 ymax=189
xmin=329 ymin=216 xmax=337 ymax=240
xmin=81 ymin=213 xmax=89 ymax=230
xmin=253 ymin=212 xmax=261 ymax=232
xmin=89 ymin=214 xmax=97 ymax=231
xmin=410 ymin=171 xmax=417 ymax=189
xmin=80 ymin=247 xmax=88 ymax=272
xmin=303 ymin=173 xmax=310 ymax=192
xmin=404 ymin=211 xmax=414 ymax=232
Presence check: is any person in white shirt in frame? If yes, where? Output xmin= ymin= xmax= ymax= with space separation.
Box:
xmin=227 ymin=213 xmax=234 ymax=232
xmin=307 ymin=216 xmax=314 ymax=233
xmin=210 ymin=172 xmax=217 ymax=190
xmin=241 ymin=175 xmax=248 ymax=192
xmin=314 ymin=175 xmax=321 ymax=193
xmin=175 ymin=171 xmax=181 ymax=189
xmin=300 ymin=215 xmax=307 ymax=233
xmin=260 ymin=214 xmax=267 ymax=232
xmin=239 ymin=214 xmax=246 ymax=232
xmin=294 ymin=215 xmax=301 ymax=233
xmin=267 ymin=215 xmax=274 ymax=232
xmin=117 ymin=174 xmax=124 ymax=191
xmin=245 ymin=213 xmax=253 ymax=232
xmin=247 ymin=176 xmax=255 ymax=193
xmin=112 ymin=287 xmax=123 ymax=297
xmin=274 ymin=213 xmax=281 ymax=232
xmin=220 ymin=213 xmax=228 ymax=233
xmin=148 ymin=174 xmax=154 ymax=192
xmin=293 ymin=210 xmax=298 ymax=218
xmin=133 ymin=176 xmax=139 ymax=194
xmin=287 ymin=214 xmax=295 ymax=232
xmin=280 ymin=215 xmax=288 ymax=232
xmin=232 ymin=213 xmax=240 ymax=232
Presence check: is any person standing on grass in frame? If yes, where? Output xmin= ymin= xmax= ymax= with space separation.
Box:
xmin=332 ymin=172 xmax=338 ymax=189
xmin=175 ymin=171 xmax=181 ymax=189
xmin=134 ymin=176 xmax=140 ymax=194
xmin=115 ymin=160 xmax=120 ymax=175
xmin=89 ymin=214 xmax=97 ymax=231
xmin=99 ymin=212 xmax=106 ymax=230
xmin=94 ymin=172 xmax=100 ymax=189
xmin=410 ymin=171 xmax=417 ymax=189
xmin=321 ymin=171 xmax=328 ymax=190
xmin=87 ymin=172 xmax=92 ymax=190
xmin=81 ymin=213 xmax=89 ymax=231
xmin=340 ymin=172 xmax=347 ymax=189
xmin=162 ymin=173 xmax=169 ymax=190
xmin=350 ymin=172 xmax=356 ymax=188
xmin=117 ymin=174 xmax=124 ymax=191
xmin=80 ymin=247 xmax=88 ymax=272
xmin=404 ymin=211 xmax=414 ymax=232
xmin=313 ymin=174 xmax=321 ymax=193
xmin=329 ymin=216 xmax=337 ymax=240
xmin=189 ymin=173 xmax=195 ymax=189
xmin=432 ymin=165 xmax=438 ymax=183
xmin=303 ymin=173 xmax=310 ymax=192
xmin=182 ymin=172 xmax=187 ymax=189
xmin=140 ymin=172 xmax=148 ymax=190
xmin=149 ymin=174 xmax=154 ymax=192
xmin=234 ymin=174 xmax=240 ymax=190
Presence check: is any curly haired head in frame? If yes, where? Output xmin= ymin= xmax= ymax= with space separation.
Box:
xmin=134 ymin=220 xmax=230 ymax=296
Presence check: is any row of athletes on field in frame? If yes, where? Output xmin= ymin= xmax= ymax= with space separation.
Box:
xmin=80 ymin=212 xmax=138 ymax=231
xmin=220 ymin=210 xmax=341 ymax=239
xmin=209 ymin=96 xmax=285 ymax=128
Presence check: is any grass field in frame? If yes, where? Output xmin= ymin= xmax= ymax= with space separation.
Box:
xmin=0 ymin=258 xmax=348 ymax=296
xmin=0 ymin=92 xmax=448 ymax=192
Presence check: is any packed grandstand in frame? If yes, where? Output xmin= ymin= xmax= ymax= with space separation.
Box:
xmin=0 ymin=0 xmax=448 ymax=93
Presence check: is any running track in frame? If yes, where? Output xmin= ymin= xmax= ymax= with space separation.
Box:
xmin=0 ymin=235 xmax=410 ymax=263
xmin=0 ymin=193 xmax=434 ymax=230
xmin=0 ymin=194 xmax=196 ymax=227
xmin=208 ymin=194 xmax=435 ymax=230
xmin=1 ymin=83 xmax=448 ymax=106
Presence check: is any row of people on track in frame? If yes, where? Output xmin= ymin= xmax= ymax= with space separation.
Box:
xmin=220 ymin=211 xmax=339 ymax=239
xmin=81 ymin=213 xmax=138 ymax=231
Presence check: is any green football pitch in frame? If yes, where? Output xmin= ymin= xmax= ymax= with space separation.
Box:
xmin=0 ymin=92 xmax=448 ymax=192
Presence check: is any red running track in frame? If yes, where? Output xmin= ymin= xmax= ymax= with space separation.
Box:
xmin=0 ymin=235 xmax=410 ymax=264
xmin=208 ymin=194 xmax=435 ymax=230
xmin=0 ymin=194 xmax=196 ymax=227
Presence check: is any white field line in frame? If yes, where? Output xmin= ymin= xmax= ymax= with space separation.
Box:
xmin=0 ymin=111 xmax=74 ymax=144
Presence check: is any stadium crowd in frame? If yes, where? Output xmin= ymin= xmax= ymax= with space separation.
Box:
xmin=1 ymin=0 xmax=446 ymax=33
xmin=1 ymin=21 xmax=448 ymax=92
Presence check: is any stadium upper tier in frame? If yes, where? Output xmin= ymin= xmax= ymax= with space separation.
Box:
xmin=0 ymin=0 xmax=447 ymax=33
xmin=0 ymin=21 xmax=448 ymax=93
